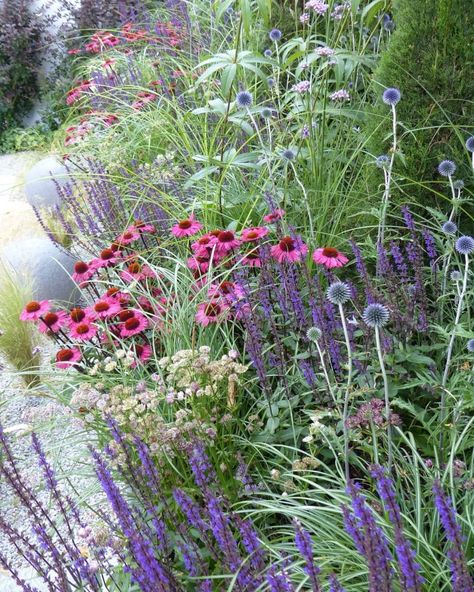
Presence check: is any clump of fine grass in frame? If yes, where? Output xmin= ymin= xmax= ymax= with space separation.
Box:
xmin=0 ymin=264 xmax=41 ymax=387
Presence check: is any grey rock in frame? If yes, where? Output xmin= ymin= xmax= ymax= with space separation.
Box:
xmin=1 ymin=238 xmax=80 ymax=305
xmin=24 ymin=156 xmax=72 ymax=209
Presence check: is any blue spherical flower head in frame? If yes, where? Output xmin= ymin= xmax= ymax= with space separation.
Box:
xmin=307 ymin=326 xmax=322 ymax=342
xmin=453 ymin=179 xmax=464 ymax=190
xmin=438 ymin=159 xmax=456 ymax=177
xmin=269 ymin=28 xmax=282 ymax=42
xmin=442 ymin=221 xmax=457 ymax=235
xmin=467 ymin=339 xmax=474 ymax=353
xmin=267 ymin=77 xmax=275 ymax=88
xmin=382 ymin=87 xmax=401 ymax=106
xmin=326 ymin=282 xmax=351 ymax=305
xmin=362 ymin=303 xmax=390 ymax=328
xmin=235 ymin=90 xmax=253 ymax=109
xmin=384 ymin=19 xmax=395 ymax=32
xmin=455 ymin=235 xmax=474 ymax=255
xmin=450 ymin=270 xmax=462 ymax=281
xmin=264 ymin=49 xmax=272 ymax=57
xmin=466 ymin=136 xmax=474 ymax=152
xmin=375 ymin=154 xmax=390 ymax=168
xmin=281 ymin=148 xmax=296 ymax=161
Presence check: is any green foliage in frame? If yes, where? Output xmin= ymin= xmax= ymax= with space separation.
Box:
xmin=365 ymin=0 xmax=474 ymax=210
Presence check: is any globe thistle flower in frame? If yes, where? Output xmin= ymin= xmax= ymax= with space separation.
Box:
xmin=307 ymin=326 xmax=322 ymax=342
xmin=438 ymin=159 xmax=456 ymax=177
xmin=375 ymin=154 xmax=390 ymax=168
xmin=442 ymin=221 xmax=457 ymax=235
xmin=383 ymin=19 xmax=395 ymax=32
xmin=261 ymin=107 xmax=273 ymax=119
xmin=453 ymin=179 xmax=465 ymax=190
xmin=455 ymin=235 xmax=474 ymax=255
xmin=267 ymin=77 xmax=275 ymax=88
xmin=326 ymin=281 xmax=351 ymax=305
xmin=269 ymin=28 xmax=282 ymax=42
xmin=263 ymin=49 xmax=272 ymax=58
xmin=382 ymin=87 xmax=401 ymax=106
xmin=362 ymin=303 xmax=390 ymax=328
xmin=281 ymin=148 xmax=296 ymax=161
xmin=467 ymin=339 xmax=474 ymax=353
xmin=466 ymin=136 xmax=474 ymax=152
xmin=450 ymin=270 xmax=462 ymax=281
xmin=235 ymin=90 xmax=253 ymax=109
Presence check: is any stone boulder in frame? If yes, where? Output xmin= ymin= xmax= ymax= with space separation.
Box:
xmin=24 ymin=156 xmax=72 ymax=210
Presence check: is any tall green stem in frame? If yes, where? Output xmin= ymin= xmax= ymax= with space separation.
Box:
xmin=375 ymin=326 xmax=392 ymax=468
xmin=339 ymin=302 xmax=353 ymax=480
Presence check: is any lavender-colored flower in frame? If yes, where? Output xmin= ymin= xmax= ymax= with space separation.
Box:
xmin=267 ymin=77 xmax=275 ymax=87
xmin=329 ymin=89 xmax=350 ymax=102
xmin=281 ymin=148 xmax=296 ymax=161
xmin=293 ymin=520 xmax=321 ymax=591
xmin=305 ymin=0 xmax=329 ymax=15
xmin=442 ymin=221 xmax=458 ymax=235
xmin=455 ymin=235 xmax=474 ymax=255
xmin=376 ymin=154 xmax=390 ymax=168
xmin=382 ymin=87 xmax=401 ymax=106
xmin=291 ymin=80 xmax=311 ymax=94
xmin=269 ymin=28 xmax=282 ymax=41
xmin=450 ymin=270 xmax=462 ymax=281
xmin=465 ymin=136 xmax=474 ymax=152
xmin=453 ymin=179 xmax=464 ymax=190
xmin=362 ymin=303 xmax=390 ymax=328
xmin=236 ymin=90 xmax=253 ymax=108
xmin=384 ymin=18 xmax=395 ymax=32
xmin=438 ymin=160 xmax=456 ymax=177
xmin=328 ymin=574 xmax=346 ymax=591
xmin=467 ymin=339 xmax=474 ymax=353
xmin=264 ymin=49 xmax=273 ymax=57
xmin=326 ymin=282 xmax=351 ymax=305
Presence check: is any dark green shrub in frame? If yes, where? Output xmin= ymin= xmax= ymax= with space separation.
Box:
xmin=365 ymin=0 xmax=474 ymax=212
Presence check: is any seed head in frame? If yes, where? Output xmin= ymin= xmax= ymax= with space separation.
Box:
xmin=442 ymin=221 xmax=457 ymax=235
xmin=362 ymin=303 xmax=390 ymax=328
xmin=236 ymin=90 xmax=253 ymax=109
xmin=455 ymin=235 xmax=474 ymax=255
xmin=326 ymin=281 xmax=351 ymax=305
xmin=306 ymin=326 xmax=322 ymax=342
xmin=438 ymin=160 xmax=456 ymax=177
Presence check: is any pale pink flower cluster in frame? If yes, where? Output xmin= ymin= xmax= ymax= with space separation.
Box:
xmin=331 ymin=1 xmax=351 ymax=20
xmin=305 ymin=0 xmax=329 ymax=15
xmin=315 ymin=46 xmax=335 ymax=57
xmin=291 ymin=80 xmax=311 ymax=94
xmin=300 ymin=12 xmax=310 ymax=23
xmin=329 ymin=89 xmax=351 ymax=102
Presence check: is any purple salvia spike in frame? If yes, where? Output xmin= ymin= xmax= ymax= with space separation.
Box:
xmin=293 ymin=520 xmax=322 ymax=591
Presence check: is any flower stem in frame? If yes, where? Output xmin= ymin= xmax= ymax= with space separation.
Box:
xmin=338 ymin=302 xmax=353 ymax=480
xmin=375 ymin=326 xmax=392 ymax=469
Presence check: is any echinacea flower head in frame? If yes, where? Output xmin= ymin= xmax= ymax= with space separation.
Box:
xmin=87 ymin=298 xmax=122 ymax=320
xmin=55 ymin=347 xmax=81 ymax=369
xmin=306 ymin=326 xmax=322 ymax=342
xmin=72 ymin=261 xmax=94 ymax=283
xmin=270 ymin=236 xmax=308 ymax=263
xmin=69 ymin=321 xmax=98 ymax=341
xmin=362 ymin=303 xmax=390 ymax=328
xmin=214 ymin=230 xmax=240 ymax=253
xmin=438 ymin=160 xmax=456 ymax=177
xmin=455 ymin=235 xmax=474 ymax=255
xmin=450 ymin=270 xmax=462 ymax=281
xmin=120 ymin=261 xmax=155 ymax=282
xmin=90 ymin=248 xmax=122 ymax=268
xmin=38 ymin=311 xmax=67 ymax=334
xmin=442 ymin=221 xmax=458 ymax=235
xmin=375 ymin=155 xmax=390 ymax=168
xmin=236 ymin=90 xmax=253 ymax=109
xmin=171 ymin=215 xmax=202 ymax=238
xmin=269 ymin=28 xmax=282 ymax=41
xmin=241 ymin=226 xmax=269 ymax=242
xmin=208 ymin=280 xmax=245 ymax=302
xmin=116 ymin=228 xmax=140 ymax=245
xmin=312 ymin=247 xmax=349 ymax=269
xmin=326 ymin=281 xmax=351 ymax=305
xmin=382 ymin=87 xmax=401 ymax=106
xmin=467 ymin=339 xmax=474 ymax=353
xmin=120 ymin=312 xmax=148 ymax=338
xmin=263 ymin=208 xmax=285 ymax=223
xmin=20 ymin=300 xmax=50 ymax=321
xmin=195 ymin=301 xmax=227 ymax=326
xmin=241 ymin=249 xmax=261 ymax=267
xmin=68 ymin=307 xmax=89 ymax=326
xmin=466 ymin=136 xmax=474 ymax=152
xmin=131 ymin=343 xmax=153 ymax=367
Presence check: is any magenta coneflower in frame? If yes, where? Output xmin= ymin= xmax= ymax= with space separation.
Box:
xmin=171 ymin=215 xmax=202 ymax=238
xmin=195 ymin=301 xmax=227 ymax=326
xmin=67 ymin=307 xmax=91 ymax=327
xmin=116 ymin=228 xmax=140 ymax=245
xmin=55 ymin=348 xmax=82 ymax=369
xmin=214 ymin=230 xmax=240 ymax=254
xmin=38 ymin=311 xmax=68 ymax=334
xmin=69 ymin=321 xmax=98 ymax=341
xmin=208 ymin=281 xmax=245 ymax=303
xmin=72 ymin=261 xmax=94 ymax=283
xmin=20 ymin=300 xmax=50 ymax=321
xmin=133 ymin=220 xmax=156 ymax=234
xmin=187 ymin=253 xmax=215 ymax=274
xmin=241 ymin=226 xmax=269 ymax=242
xmin=131 ymin=343 xmax=153 ymax=367
xmin=270 ymin=236 xmax=308 ymax=263
xmin=191 ymin=234 xmax=214 ymax=255
xmin=263 ymin=208 xmax=285 ymax=223
xmin=120 ymin=312 xmax=148 ymax=338
xmin=312 ymin=247 xmax=349 ymax=269
xmin=86 ymin=298 xmax=122 ymax=320
xmin=241 ymin=249 xmax=262 ymax=267
xmin=120 ymin=261 xmax=155 ymax=282
xmin=90 ymin=248 xmax=122 ymax=269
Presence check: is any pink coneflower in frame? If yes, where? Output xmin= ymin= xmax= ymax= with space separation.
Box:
xmin=270 ymin=236 xmax=308 ymax=263
xmin=104 ymin=288 xmax=130 ymax=306
xmin=38 ymin=311 xmax=68 ymax=334
xmin=171 ymin=215 xmax=202 ymax=238
xmin=312 ymin=247 xmax=349 ymax=268
xmin=195 ymin=301 xmax=227 ymax=327
xmin=120 ymin=261 xmax=155 ymax=282
xmin=20 ymin=300 xmax=50 ymax=321
xmin=90 ymin=248 xmax=122 ymax=269
xmin=87 ymin=298 xmax=122 ymax=320
xmin=116 ymin=228 xmax=140 ymax=245
xmin=131 ymin=343 xmax=153 ymax=367
xmin=55 ymin=348 xmax=81 ymax=369
xmin=208 ymin=281 xmax=245 ymax=302
xmin=133 ymin=220 xmax=156 ymax=234
xmin=241 ymin=249 xmax=262 ymax=267
xmin=191 ymin=234 xmax=214 ymax=255
xmin=214 ymin=230 xmax=240 ymax=254
xmin=67 ymin=307 xmax=90 ymax=326
xmin=187 ymin=254 xmax=214 ymax=274
xmin=263 ymin=209 xmax=285 ymax=223
xmin=69 ymin=322 xmax=98 ymax=341
xmin=241 ymin=226 xmax=269 ymax=243
xmin=72 ymin=261 xmax=94 ymax=283
xmin=120 ymin=312 xmax=148 ymax=338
